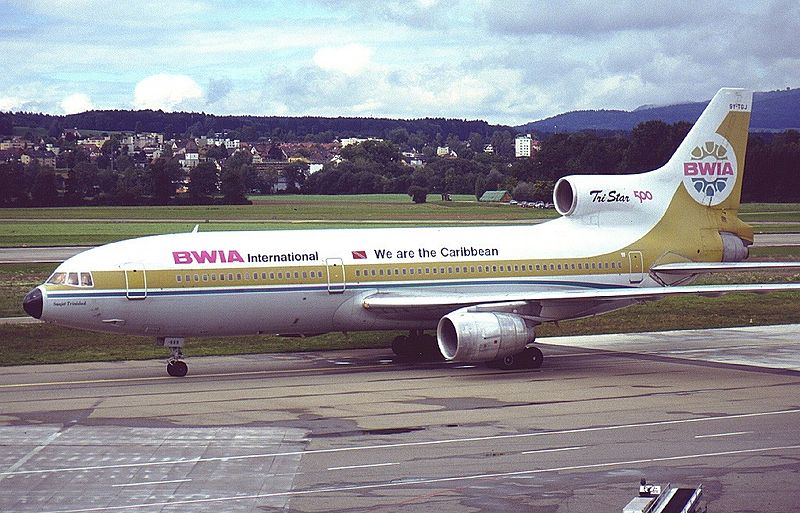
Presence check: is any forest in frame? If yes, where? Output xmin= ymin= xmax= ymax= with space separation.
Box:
xmin=0 ymin=110 xmax=798 ymax=206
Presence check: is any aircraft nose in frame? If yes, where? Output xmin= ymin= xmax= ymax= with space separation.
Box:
xmin=23 ymin=287 xmax=43 ymax=319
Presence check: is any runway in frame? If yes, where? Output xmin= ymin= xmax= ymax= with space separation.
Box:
xmin=1 ymin=325 xmax=800 ymax=512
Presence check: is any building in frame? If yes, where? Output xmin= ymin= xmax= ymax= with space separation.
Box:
xmin=515 ymin=134 xmax=532 ymax=158
xmin=436 ymin=146 xmax=457 ymax=158
xmin=515 ymin=134 xmax=541 ymax=158
xmin=340 ymin=137 xmax=382 ymax=147
xmin=479 ymin=190 xmax=512 ymax=202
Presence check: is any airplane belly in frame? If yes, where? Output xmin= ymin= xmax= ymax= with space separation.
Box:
xmin=93 ymin=289 xmax=343 ymax=337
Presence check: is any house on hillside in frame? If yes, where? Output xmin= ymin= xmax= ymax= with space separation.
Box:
xmin=479 ymin=190 xmax=512 ymax=202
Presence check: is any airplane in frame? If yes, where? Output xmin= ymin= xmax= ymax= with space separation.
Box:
xmin=22 ymin=88 xmax=800 ymax=377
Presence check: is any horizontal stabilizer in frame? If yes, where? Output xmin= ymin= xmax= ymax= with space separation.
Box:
xmin=651 ymin=262 xmax=800 ymax=276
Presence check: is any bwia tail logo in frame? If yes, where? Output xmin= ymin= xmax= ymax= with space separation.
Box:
xmin=682 ymin=134 xmax=736 ymax=206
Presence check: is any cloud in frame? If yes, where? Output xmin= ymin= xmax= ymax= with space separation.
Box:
xmin=313 ymin=44 xmax=373 ymax=75
xmin=61 ymin=93 xmax=93 ymax=114
xmin=0 ymin=96 xmax=25 ymax=111
xmin=206 ymin=78 xmax=233 ymax=104
xmin=133 ymin=74 xmax=203 ymax=111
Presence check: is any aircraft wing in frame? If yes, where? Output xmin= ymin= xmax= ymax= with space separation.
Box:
xmin=362 ymin=282 xmax=800 ymax=321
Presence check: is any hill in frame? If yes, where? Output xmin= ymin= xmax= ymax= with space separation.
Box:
xmin=518 ymin=88 xmax=800 ymax=133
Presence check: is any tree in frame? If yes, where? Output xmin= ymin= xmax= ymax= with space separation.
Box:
xmin=148 ymin=158 xmax=181 ymax=204
xmin=0 ymin=162 xmax=26 ymax=206
xmin=114 ymin=166 xmax=149 ymax=205
xmin=64 ymin=161 xmax=99 ymax=204
xmin=29 ymin=169 xmax=59 ymax=206
xmin=188 ymin=162 xmax=219 ymax=197
xmin=220 ymin=167 xmax=247 ymax=203
xmin=512 ymin=181 xmax=537 ymax=202
xmin=282 ymin=163 xmax=308 ymax=193
xmin=408 ymin=185 xmax=428 ymax=204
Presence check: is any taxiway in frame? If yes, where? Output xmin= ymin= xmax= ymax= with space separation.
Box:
xmin=1 ymin=324 xmax=800 ymax=512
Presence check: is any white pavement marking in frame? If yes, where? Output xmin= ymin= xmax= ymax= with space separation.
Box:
xmin=112 ymin=479 xmax=192 ymax=488
xmin=0 ymin=429 xmax=62 ymax=483
xmin=3 ymin=408 xmax=799 ymax=478
xmin=521 ymin=446 xmax=585 ymax=455
xmin=694 ymin=431 xmax=752 ymax=439
xmin=37 ymin=444 xmax=800 ymax=513
xmin=327 ymin=462 xmax=400 ymax=471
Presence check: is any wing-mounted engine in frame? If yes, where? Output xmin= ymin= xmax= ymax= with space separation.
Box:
xmin=436 ymin=309 xmax=535 ymax=362
xmin=553 ymin=173 xmax=666 ymax=221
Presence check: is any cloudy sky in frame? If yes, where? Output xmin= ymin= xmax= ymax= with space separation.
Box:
xmin=1 ymin=0 xmax=797 ymax=125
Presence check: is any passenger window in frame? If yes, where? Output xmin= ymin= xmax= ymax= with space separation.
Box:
xmin=176 ymin=275 xmax=182 ymax=282
xmin=202 ymin=274 xmax=208 ymax=282
xmin=211 ymin=273 xmax=217 ymax=280
xmin=185 ymin=274 xmax=191 ymax=282
xmin=237 ymin=273 xmax=242 ymax=280
xmin=193 ymin=274 xmax=200 ymax=282
xmin=220 ymin=274 xmax=225 ymax=281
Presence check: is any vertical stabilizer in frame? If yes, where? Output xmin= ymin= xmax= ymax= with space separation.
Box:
xmin=665 ymin=88 xmax=752 ymax=211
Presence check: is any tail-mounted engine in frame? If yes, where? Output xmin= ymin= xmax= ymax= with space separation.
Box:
xmin=553 ymin=173 xmax=661 ymax=220
xmin=436 ymin=309 xmax=535 ymax=362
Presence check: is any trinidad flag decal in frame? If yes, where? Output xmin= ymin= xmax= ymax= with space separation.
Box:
xmin=351 ymin=250 xmax=367 ymax=260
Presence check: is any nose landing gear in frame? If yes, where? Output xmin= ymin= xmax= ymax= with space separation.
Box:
xmin=160 ymin=337 xmax=188 ymax=377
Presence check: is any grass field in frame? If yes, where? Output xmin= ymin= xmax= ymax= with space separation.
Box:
xmin=0 ymin=195 xmax=560 ymax=247
xmin=0 ymin=197 xmax=796 ymax=248
xmin=1 ymin=197 xmax=799 ymax=366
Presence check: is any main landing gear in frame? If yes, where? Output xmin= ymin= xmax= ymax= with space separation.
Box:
xmin=160 ymin=337 xmax=188 ymax=377
xmin=391 ymin=330 xmax=443 ymax=361
xmin=491 ymin=345 xmax=544 ymax=371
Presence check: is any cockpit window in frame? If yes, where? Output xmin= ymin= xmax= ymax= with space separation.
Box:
xmin=47 ymin=272 xmax=67 ymax=285
xmin=80 ymin=272 xmax=93 ymax=287
xmin=46 ymin=271 xmax=94 ymax=288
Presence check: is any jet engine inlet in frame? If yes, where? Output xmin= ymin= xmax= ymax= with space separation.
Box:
xmin=437 ymin=310 xmax=534 ymax=362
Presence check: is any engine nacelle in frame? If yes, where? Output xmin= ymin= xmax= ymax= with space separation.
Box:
xmin=553 ymin=173 xmax=659 ymax=219
xmin=720 ymin=231 xmax=749 ymax=262
xmin=437 ymin=310 xmax=534 ymax=362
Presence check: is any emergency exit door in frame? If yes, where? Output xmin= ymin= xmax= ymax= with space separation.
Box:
xmin=124 ymin=265 xmax=147 ymax=300
xmin=326 ymin=258 xmax=345 ymax=293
